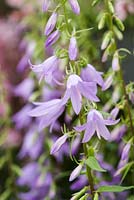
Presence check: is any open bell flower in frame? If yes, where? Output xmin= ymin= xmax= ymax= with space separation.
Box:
xmin=29 ymin=55 xmax=59 ymax=84
xmin=81 ymin=64 xmax=104 ymax=87
xmin=44 ymin=12 xmax=58 ymax=36
xmin=74 ymin=109 xmax=120 ymax=143
xmin=28 ymin=99 xmax=65 ymax=131
xmin=68 ymin=0 xmax=80 ymax=15
xmin=62 ymin=74 xmax=99 ymax=115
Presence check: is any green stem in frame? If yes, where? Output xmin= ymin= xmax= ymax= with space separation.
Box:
xmin=63 ymin=3 xmax=71 ymax=34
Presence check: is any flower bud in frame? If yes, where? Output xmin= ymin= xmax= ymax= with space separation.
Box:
xmin=68 ymin=0 xmax=80 ymax=15
xmin=69 ymin=164 xmax=82 ymax=181
xmin=44 ymin=12 xmax=58 ymax=36
xmin=69 ymin=37 xmax=78 ymax=61
xmin=112 ymin=51 xmax=120 ymax=71
xmin=45 ymin=30 xmax=60 ymax=47
xmin=101 ymin=31 xmax=112 ymax=50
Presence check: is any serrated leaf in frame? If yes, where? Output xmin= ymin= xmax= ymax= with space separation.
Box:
xmin=85 ymin=156 xmax=106 ymax=172
xmin=96 ymin=185 xmax=134 ymax=193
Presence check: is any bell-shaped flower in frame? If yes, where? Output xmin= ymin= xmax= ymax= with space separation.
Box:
xmin=13 ymin=78 xmax=34 ymax=100
xmin=50 ymin=134 xmax=68 ymax=155
xmin=81 ymin=64 xmax=104 ymax=87
xmin=28 ymin=99 xmax=65 ymax=131
xmin=62 ymin=74 xmax=99 ymax=114
xmin=69 ymin=37 xmax=78 ymax=61
xmin=74 ymin=109 xmax=119 ymax=143
xmin=29 ymin=55 xmax=59 ymax=84
xmin=44 ymin=12 xmax=57 ymax=36
xmin=45 ymin=30 xmax=60 ymax=47
xmin=69 ymin=164 xmax=83 ymax=182
xmin=68 ymin=0 xmax=80 ymax=15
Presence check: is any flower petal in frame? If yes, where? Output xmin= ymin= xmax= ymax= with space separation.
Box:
xmin=70 ymin=86 xmax=82 ymax=114
xmin=82 ymin=121 xmax=95 ymax=143
xmin=96 ymin=119 xmax=111 ymax=140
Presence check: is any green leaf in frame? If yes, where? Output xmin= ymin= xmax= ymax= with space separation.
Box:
xmin=85 ymin=156 xmax=106 ymax=172
xmin=96 ymin=185 xmax=134 ymax=193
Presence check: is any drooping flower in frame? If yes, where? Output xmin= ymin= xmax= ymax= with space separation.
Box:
xmin=69 ymin=164 xmax=83 ymax=181
xmin=44 ymin=12 xmax=58 ymax=36
xmin=68 ymin=0 xmax=80 ymax=15
xmin=45 ymin=30 xmax=60 ymax=47
xmin=81 ymin=64 xmax=104 ymax=87
xmin=13 ymin=78 xmax=34 ymax=100
xmin=28 ymin=99 xmax=65 ymax=131
xmin=74 ymin=109 xmax=119 ymax=143
xmin=62 ymin=74 xmax=99 ymax=114
xmin=112 ymin=51 xmax=120 ymax=71
xmin=50 ymin=134 xmax=68 ymax=155
xmin=29 ymin=55 xmax=60 ymax=84
xmin=19 ymin=125 xmax=44 ymax=159
xmin=12 ymin=104 xmax=32 ymax=129
xmin=69 ymin=37 xmax=78 ymax=61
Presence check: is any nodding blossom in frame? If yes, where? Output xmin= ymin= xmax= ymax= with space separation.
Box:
xmin=68 ymin=0 xmax=80 ymax=15
xmin=28 ymin=99 xmax=65 ymax=131
xmin=69 ymin=164 xmax=83 ymax=182
xmin=62 ymin=74 xmax=99 ymax=114
xmin=45 ymin=30 xmax=60 ymax=47
xmin=74 ymin=109 xmax=119 ymax=143
xmin=44 ymin=12 xmax=58 ymax=36
xmin=69 ymin=37 xmax=78 ymax=61
xmin=81 ymin=64 xmax=104 ymax=87
xmin=29 ymin=55 xmax=60 ymax=84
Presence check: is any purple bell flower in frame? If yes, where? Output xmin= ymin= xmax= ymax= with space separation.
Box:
xmin=62 ymin=74 xmax=99 ymax=114
xmin=28 ymin=99 xmax=65 ymax=131
xmin=44 ymin=12 xmax=58 ymax=36
xmin=69 ymin=37 xmax=78 ymax=61
xmin=81 ymin=64 xmax=104 ymax=87
xmin=74 ymin=109 xmax=119 ymax=143
xmin=13 ymin=78 xmax=34 ymax=100
xmin=45 ymin=30 xmax=60 ymax=47
xmin=19 ymin=125 xmax=44 ymax=159
xmin=12 ymin=104 xmax=32 ymax=129
xmin=29 ymin=55 xmax=60 ymax=84
xmin=68 ymin=0 xmax=80 ymax=15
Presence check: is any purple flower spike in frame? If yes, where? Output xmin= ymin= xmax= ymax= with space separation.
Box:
xmin=42 ymin=0 xmax=50 ymax=12
xmin=45 ymin=30 xmax=60 ymax=47
xmin=50 ymin=134 xmax=68 ymax=155
xmin=44 ymin=12 xmax=58 ymax=36
xmin=29 ymin=55 xmax=59 ymax=84
xmin=81 ymin=64 xmax=104 ymax=87
xmin=28 ymin=99 xmax=65 ymax=131
xmin=121 ymin=143 xmax=131 ymax=161
xmin=62 ymin=74 xmax=99 ymax=114
xmin=69 ymin=37 xmax=78 ymax=61
xmin=69 ymin=164 xmax=82 ymax=182
xmin=68 ymin=0 xmax=80 ymax=15
xmin=74 ymin=109 xmax=119 ymax=143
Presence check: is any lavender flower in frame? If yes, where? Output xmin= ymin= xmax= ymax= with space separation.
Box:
xmin=28 ymin=99 xmax=65 ymax=131
xmin=29 ymin=55 xmax=60 ymax=84
xmin=74 ymin=109 xmax=119 ymax=143
xmin=45 ymin=30 xmax=60 ymax=47
xmin=121 ymin=143 xmax=131 ymax=161
xmin=81 ymin=64 xmax=104 ymax=87
xmin=44 ymin=12 xmax=58 ymax=36
xmin=50 ymin=134 xmax=68 ymax=155
xmin=69 ymin=164 xmax=83 ymax=181
xmin=102 ymin=75 xmax=113 ymax=91
xmin=69 ymin=37 xmax=78 ymax=61
xmin=62 ymin=74 xmax=99 ymax=114
xmin=68 ymin=0 xmax=80 ymax=15
xmin=112 ymin=51 xmax=120 ymax=71
xmin=42 ymin=0 xmax=50 ymax=12
xmin=12 ymin=104 xmax=32 ymax=129
xmin=13 ymin=78 xmax=34 ymax=100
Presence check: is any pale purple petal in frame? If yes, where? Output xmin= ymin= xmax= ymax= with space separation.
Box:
xmin=70 ymin=86 xmax=82 ymax=114
xmin=69 ymin=164 xmax=82 ymax=181
xmin=69 ymin=37 xmax=78 ymax=61
xmin=68 ymin=0 xmax=80 ymax=15
xmin=82 ymin=121 xmax=95 ymax=143
xmin=103 ymin=119 xmax=120 ymax=126
xmin=74 ymin=124 xmax=86 ymax=132
xmin=102 ymin=75 xmax=113 ymax=91
xmin=45 ymin=30 xmax=60 ymax=47
xmin=44 ymin=12 xmax=57 ymax=36
xmin=121 ymin=143 xmax=131 ymax=160
xmin=96 ymin=119 xmax=111 ymax=140
xmin=50 ymin=134 xmax=68 ymax=154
